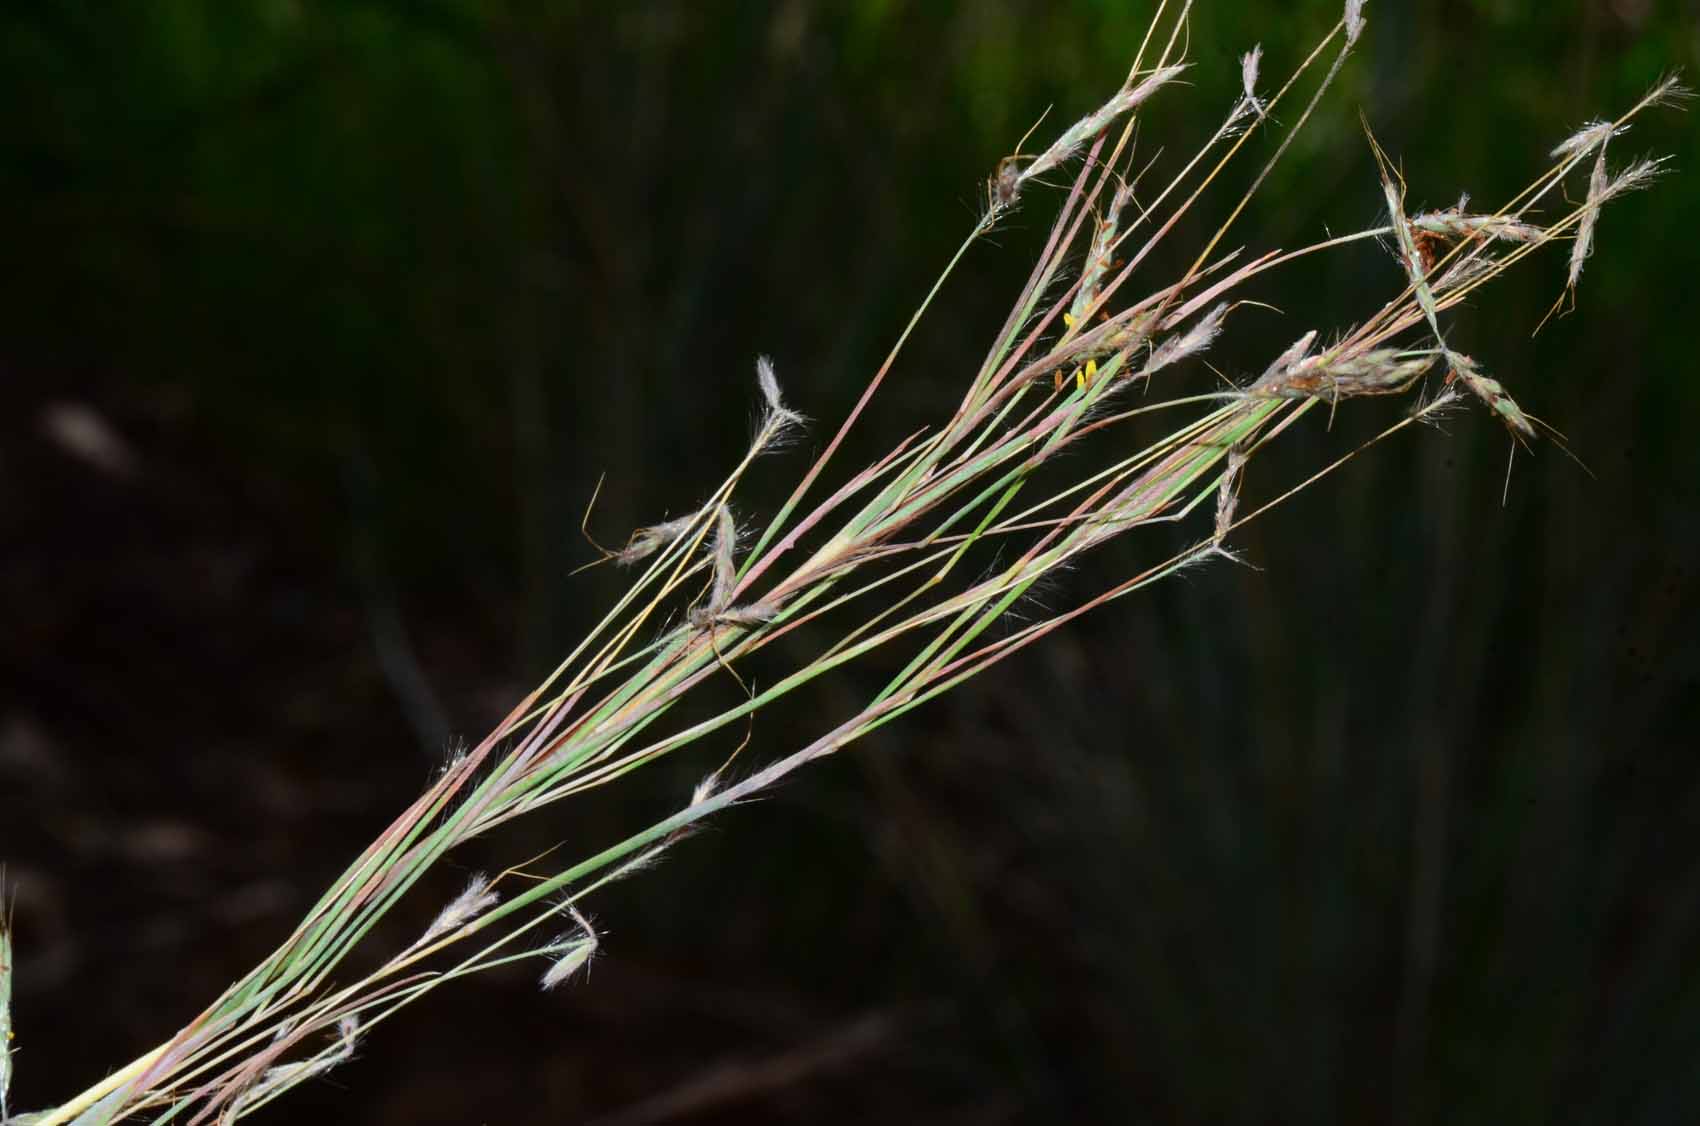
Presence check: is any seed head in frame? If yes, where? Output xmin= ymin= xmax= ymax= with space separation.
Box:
xmin=1344 ymin=0 xmax=1367 ymax=45
xmin=1446 ymin=351 xmax=1535 ymax=443
xmin=1140 ymin=303 xmax=1228 ymax=379
xmin=707 ymin=505 xmax=738 ymax=612
xmin=1551 ymin=119 xmax=1622 ymax=160
xmin=751 ymin=355 xmax=806 ymax=455
xmin=540 ymin=907 xmax=599 ymax=991
xmin=1214 ymin=445 xmax=1248 ymax=546
xmin=1253 ymin=342 xmax=1435 ymax=400
xmin=616 ymin=513 xmax=699 ymax=566
xmin=421 ymin=873 xmax=500 ymax=944
xmin=1019 ymin=65 xmax=1188 ymax=189
xmin=1240 ymin=45 xmax=1267 ymax=120
xmin=1410 ymin=209 xmax=1543 ymax=245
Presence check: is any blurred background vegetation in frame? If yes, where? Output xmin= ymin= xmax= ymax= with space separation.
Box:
xmin=2 ymin=1 xmax=1697 ymax=1123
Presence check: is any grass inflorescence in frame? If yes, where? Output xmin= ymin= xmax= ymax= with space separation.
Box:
xmin=8 ymin=4 xmax=1683 ymax=1123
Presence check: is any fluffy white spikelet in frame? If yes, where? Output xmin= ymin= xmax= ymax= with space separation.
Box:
xmin=616 ymin=512 xmax=699 ymax=566
xmin=541 ymin=943 xmax=595 ymax=991
xmin=1344 ymin=0 xmax=1367 ymax=45
xmin=752 ymin=354 xmax=806 ymax=450
xmin=1141 ymin=303 xmax=1229 ymax=379
xmin=710 ymin=505 xmax=737 ymax=610
xmin=1020 ymin=65 xmax=1188 ymax=187
xmin=540 ymin=906 xmax=599 ymax=991
xmin=756 ymin=355 xmax=782 ymax=410
xmin=1551 ymin=119 xmax=1622 ymax=160
xmin=1600 ymin=156 xmax=1670 ymax=201
xmin=421 ymin=873 xmax=499 ymax=943
xmin=1241 ymin=45 xmax=1266 ymax=119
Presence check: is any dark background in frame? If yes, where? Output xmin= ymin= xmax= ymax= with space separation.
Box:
xmin=3 ymin=2 xmax=1697 ymax=1123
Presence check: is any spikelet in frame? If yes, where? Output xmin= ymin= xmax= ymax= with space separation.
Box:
xmin=998 ymin=64 xmax=1188 ymax=206
xmin=1213 ymin=445 xmax=1248 ymax=549
xmin=420 ymin=874 xmax=500 ymax=944
xmin=615 ymin=513 xmax=699 ymax=566
xmin=753 ymin=355 xmax=806 ymax=452
xmin=1344 ymin=0 xmax=1367 ymax=45
xmin=540 ymin=907 xmax=599 ymax=991
xmin=1569 ymin=127 xmax=1613 ymax=291
xmin=1252 ymin=342 xmax=1435 ymax=400
xmin=227 ymin=1015 xmax=364 ymax=1117
xmin=1409 ymin=208 xmax=1543 ymax=245
xmin=1550 ymin=118 xmax=1621 ymax=160
xmin=1445 ymin=351 xmax=1535 ymax=443
xmin=1140 ymin=304 xmax=1229 ymax=380
xmin=1259 ymin=331 xmax=1318 ymax=385
xmin=1069 ymin=179 xmax=1136 ymax=326
xmin=1367 ymin=124 xmax=1445 ymax=345
xmin=711 ymin=506 xmax=738 ymax=608
xmin=1240 ymin=44 xmax=1266 ymax=121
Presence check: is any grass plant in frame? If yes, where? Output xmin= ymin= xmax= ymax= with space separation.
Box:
xmin=4 ymin=2 xmax=1682 ymax=1122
